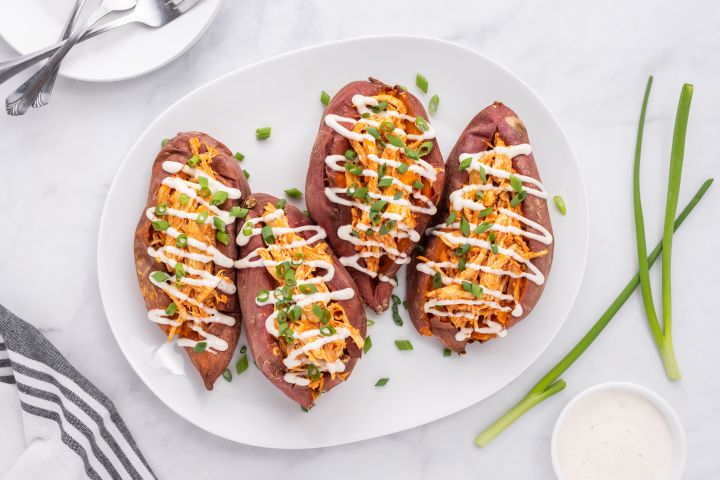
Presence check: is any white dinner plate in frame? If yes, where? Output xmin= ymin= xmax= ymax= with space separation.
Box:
xmin=0 ymin=0 xmax=222 ymax=82
xmin=98 ymin=35 xmax=589 ymax=449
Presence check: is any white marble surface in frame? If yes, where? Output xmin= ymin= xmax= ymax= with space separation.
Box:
xmin=1 ymin=0 xmax=719 ymax=478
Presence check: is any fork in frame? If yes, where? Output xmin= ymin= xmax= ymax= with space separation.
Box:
xmin=33 ymin=0 xmax=88 ymax=109
xmin=0 ymin=0 xmax=204 ymax=87
xmin=6 ymin=0 xmax=137 ymax=116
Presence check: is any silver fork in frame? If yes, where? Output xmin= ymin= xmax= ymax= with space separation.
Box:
xmin=0 ymin=0 xmax=204 ymax=86
xmin=33 ymin=0 xmax=88 ymax=108
xmin=6 ymin=0 xmax=137 ymax=116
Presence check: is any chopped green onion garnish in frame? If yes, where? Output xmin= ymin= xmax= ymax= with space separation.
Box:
xmin=195 ymin=210 xmax=209 ymax=224
xmin=474 ymin=222 xmax=492 ymax=234
xmin=404 ymin=147 xmax=419 ymax=160
xmin=370 ymin=199 xmax=388 ymax=212
xmin=242 ymin=222 xmax=252 ymax=236
xmin=509 ymin=174 xmax=523 ymax=192
xmin=161 ymin=138 xmax=170 ymax=147
xmin=276 ymin=199 xmax=287 ymax=209
xmin=256 ymin=127 xmax=271 ymax=140
xmin=455 ymin=243 xmax=471 ymax=256
xmin=230 ymin=207 xmax=249 ymax=218
xmin=152 ymin=220 xmax=170 ymax=231
xmin=479 ymin=208 xmax=493 ymax=217
xmin=344 ymin=149 xmax=357 ymax=160
xmin=363 ymin=336 xmax=373 ymax=353
xmin=510 ymin=190 xmax=527 ymax=207
xmin=307 ymin=364 xmax=321 ymax=380
xmin=165 ymin=302 xmax=177 ymax=316
xmin=378 ymin=220 xmax=396 ymax=235
xmin=413 ymin=180 xmax=424 ymax=190
xmin=319 ymin=325 xmax=337 ymax=336
xmin=243 ymin=169 xmax=250 ymax=179
xmin=445 ymin=211 xmax=457 ymax=225
xmin=352 ymin=187 xmax=368 ymax=198
xmin=176 ymin=234 xmax=188 ymax=248
xmin=381 ymin=121 xmax=395 ymax=133
xmin=256 ymin=290 xmax=270 ymax=302
xmin=460 ymin=217 xmax=470 ymax=236
xmin=222 ymin=369 xmax=232 ymax=382
xmin=213 ymin=216 xmax=226 ymax=232
xmin=210 ymin=190 xmax=229 ymax=206
xmin=432 ymin=272 xmax=443 ymax=289
xmin=291 ymin=252 xmax=304 ymax=266
xmin=299 ymin=284 xmax=317 ymax=295
xmin=261 ymin=225 xmax=275 ymax=245
xmin=285 ymin=188 xmax=303 ymax=198
xmin=378 ymin=177 xmax=393 ymax=188
xmin=479 ymin=166 xmax=487 ymax=183
xmin=417 ymin=141 xmax=433 ymax=157
xmin=398 ymin=163 xmax=409 ymax=174
xmin=395 ymin=339 xmax=414 ymax=351
xmin=443 ymin=348 xmax=451 ymax=357
xmin=320 ymin=90 xmax=331 ymax=106
xmin=459 ymin=157 xmax=473 ymax=171
xmin=371 ymin=101 xmax=388 ymax=113
xmin=194 ymin=342 xmax=207 ymax=353
xmin=429 ymin=95 xmax=439 ymax=115
xmin=391 ymin=300 xmax=403 ymax=326
xmin=367 ymin=127 xmax=381 ymax=141
xmin=216 ymin=231 xmax=229 ymax=245
xmin=234 ymin=152 xmax=245 ymax=162
xmin=366 ymin=319 xmax=376 ymax=327
xmin=458 ymin=257 xmax=467 ymax=271
xmin=235 ymin=354 xmax=249 ymax=374
xmin=394 ymin=192 xmax=403 ymax=200
xmin=179 ymin=194 xmax=190 ymax=205
xmin=375 ymin=378 xmax=389 ymax=387
xmin=386 ymin=134 xmax=405 ymax=148
xmin=187 ymin=155 xmax=199 ymax=167
xmin=416 ymin=73 xmax=428 ymax=93
xmin=553 ymin=195 xmax=567 ymax=215
xmin=150 ymin=271 xmax=170 ymax=283
xmin=301 ymin=406 xmax=309 ymax=413
xmin=174 ymin=262 xmax=186 ymax=279
xmin=154 ymin=202 xmax=168 ymax=216
xmin=415 ymin=116 xmax=429 ymax=132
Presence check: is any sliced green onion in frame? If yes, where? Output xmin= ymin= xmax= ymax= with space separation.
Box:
xmin=375 ymin=378 xmax=389 ymax=387
xmin=319 ymin=325 xmax=337 ymax=336
xmin=378 ymin=221 xmax=396 ymax=235
xmin=222 ymin=369 xmax=232 ymax=382
xmin=179 ymin=194 xmax=190 ymax=205
xmin=291 ymin=252 xmax=304 ymax=266
xmin=445 ymin=211 xmax=457 ymax=225
xmin=460 ymin=217 xmax=470 ymax=236
xmin=344 ymin=149 xmax=357 ymax=161
xmin=261 ymin=225 xmax=275 ymax=245
xmin=150 ymin=271 xmax=170 ymax=283
xmin=213 ymin=216 xmax=226 ymax=232
xmin=288 ymin=306 xmax=302 ymax=322
xmin=161 ymin=138 xmax=170 ymax=147
xmin=363 ymin=335 xmax=373 ymax=353
xmin=429 ymin=95 xmax=439 ymax=115
xmin=366 ymin=319 xmax=376 ymax=327
xmin=378 ymin=163 xmax=387 ymax=178
xmin=234 ymin=152 xmax=245 ymax=162
xmin=404 ymin=147 xmax=419 ymax=160
xmin=216 ymin=231 xmax=229 ymax=245
xmin=397 ymin=163 xmax=409 ymax=174
xmin=285 ymin=188 xmax=303 ymax=198
xmin=553 ymin=195 xmax=567 ymax=215
xmin=243 ymin=169 xmax=250 ymax=179
xmin=256 ymin=290 xmax=270 ymax=302
xmin=195 ymin=211 xmax=209 ymax=224
xmin=242 ymin=222 xmax=253 ymax=236
xmin=256 ymin=127 xmax=272 ymax=140
xmin=391 ymin=301 xmax=403 ymax=326
xmin=432 ymin=272 xmax=443 ymax=289
xmin=443 ymin=348 xmax=452 ymax=357
xmin=165 ymin=302 xmax=177 ymax=316
xmin=154 ymin=202 xmax=168 ymax=216
xmin=176 ymin=234 xmax=188 ymax=248
xmin=194 ymin=342 xmax=207 ymax=353
xmin=510 ymin=190 xmax=527 ymax=207
xmin=210 ymin=190 xmax=229 ymax=206
xmin=455 ymin=243 xmax=471 ymax=256
xmin=413 ymin=180 xmax=424 ymax=190
xmin=459 ymin=157 xmax=473 ymax=171
xmin=479 ymin=166 xmax=487 ymax=183
xmin=380 ymin=121 xmax=395 ymax=133
xmin=371 ymin=199 xmax=388 ymax=212
xmin=378 ymin=177 xmax=393 ymax=189
xmin=152 ymin=220 xmax=170 ymax=231
xmin=509 ymin=174 xmax=523 ymax=192
xmin=417 ymin=141 xmax=433 ymax=157
xmin=393 ymin=192 xmax=403 ymax=200
xmin=395 ymin=339 xmax=414 ymax=351
xmin=307 ymin=364 xmax=321 ymax=380
xmin=458 ymin=257 xmax=467 ymax=272
xmin=174 ymin=262 xmax=186 ymax=279
xmin=352 ymin=187 xmax=368 ymax=198
xmin=474 ymin=222 xmax=492 ymax=235
xmin=367 ymin=127 xmax=381 ymax=141
xmin=386 ymin=134 xmax=405 ymax=148
xmin=415 ymin=116 xmax=429 ymax=132
xmin=187 ymin=155 xmax=200 ymax=167
xmin=235 ymin=354 xmax=249 ymax=374
xmin=301 ymin=406 xmax=309 ymax=413
xmin=199 ymin=186 xmax=211 ymax=198
xmin=416 ymin=73 xmax=428 ymax=93
xmin=299 ymin=284 xmax=317 ymax=295
xmin=371 ymin=101 xmax=388 ymax=113
xmin=320 ymin=90 xmax=331 ymax=106
xmin=230 ymin=207 xmax=249 ymax=218
xmin=479 ymin=208 xmax=493 ymax=218
xmin=240 ymin=345 xmax=247 ymax=354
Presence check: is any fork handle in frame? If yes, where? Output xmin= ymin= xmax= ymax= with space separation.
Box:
xmin=0 ymin=14 xmax=135 ymax=86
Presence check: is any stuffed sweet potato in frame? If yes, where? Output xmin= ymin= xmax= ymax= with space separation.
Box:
xmin=407 ymin=102 xmax=554 ymax=353
xmin=134 ymin=132 xmax=251 ymax=389
xmin=307 ymin=78 xmax=445 ymax=313
xmin=235 ymin=193 xmax=366 ymax=409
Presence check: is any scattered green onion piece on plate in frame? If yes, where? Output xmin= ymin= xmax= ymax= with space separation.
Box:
xmin=320 ymin=90 xmax=331 ymax=106
xmin=394 ymin=339 xmax=413 ymax=351
xmin=285 ymin=188 xmax=303 ymax=199
xmin=375 ymin=378 xmax=389 ymax=387
xmin=256 ymin=127 xmax=271 ymax=140
xmin=416 ymin=73 xmax=428 ymax=93
xmin=553 ymin=195 xmax=567 ymax=215
xmin=363 ymin=335 xmax=373 ymax=353
xmin=429 ymin=94 xmax=439 ymax=115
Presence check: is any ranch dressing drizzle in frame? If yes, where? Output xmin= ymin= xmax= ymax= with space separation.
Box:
xmin=144 ymin=159 xmax=240 ymax=353
xmin=416 ymin=144 xmax=553 ymax=337
xmin=322 ymin=94 xmax=438 ymax=283
xmin=234 ymin=207 xmax=356 ymax=385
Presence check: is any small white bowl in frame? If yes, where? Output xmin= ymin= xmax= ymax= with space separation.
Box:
xmin=551 ymin=382 xmax=686 ymax=480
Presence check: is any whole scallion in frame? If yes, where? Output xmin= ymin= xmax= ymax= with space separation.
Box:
xmin=474 ymin=178 xmax=713 ymax=447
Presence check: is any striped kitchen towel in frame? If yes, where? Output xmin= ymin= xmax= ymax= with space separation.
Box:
xmin=0 ymin=304 xmax=155 ymax=480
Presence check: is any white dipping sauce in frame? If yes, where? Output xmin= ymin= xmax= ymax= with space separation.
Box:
xmin=556 ymin=388 xmax=674 ymax=480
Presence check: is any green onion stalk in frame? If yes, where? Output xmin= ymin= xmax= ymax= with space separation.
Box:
xmin=474 ymin=178 xmax=713 ymax=447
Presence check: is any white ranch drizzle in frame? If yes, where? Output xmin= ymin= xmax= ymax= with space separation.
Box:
xmin=145 ymin=159 xmax=239 ymax=353
xmin=322 ymin=94 xmax=438 ymax=284
xmin=416 ymin=143 xmax=554 ymax=339
xmin=234 ymin=207 xmax=356 ymax=386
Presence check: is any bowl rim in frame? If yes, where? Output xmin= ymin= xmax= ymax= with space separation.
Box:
xmin=550 ymin=381 xmax=687 ymax=480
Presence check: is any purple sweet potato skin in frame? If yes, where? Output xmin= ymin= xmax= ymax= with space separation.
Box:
xmin=134 ymin=132 xmax=251 ymax=389
xmin=236 ymin=193 xmax=367 ymax=409
xmin=306 ymin=79 xmax=445 ymax=313
xmin=407 ymin=103 xmax=554 ymax=353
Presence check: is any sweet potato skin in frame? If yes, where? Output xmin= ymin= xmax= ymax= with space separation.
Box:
xmin=306 ymin=79 xmax=445 ymax=313
xmin=408 ymin=103 xmax=554 ymax=353
xmin=236 ymin=193 xmax=367 ymax=409
xmin=134 ymin=132 xmax=251 ymax=389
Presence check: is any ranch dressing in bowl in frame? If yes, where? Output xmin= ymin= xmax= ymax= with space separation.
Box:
xmin=551 ymin=382 xmax=686 ymax=480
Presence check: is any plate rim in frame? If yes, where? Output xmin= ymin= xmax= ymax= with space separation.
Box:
xmin=97 ymin=34 xmax=590 ymax=449
xmin=0 ymin=0 xmax=224 ymax=83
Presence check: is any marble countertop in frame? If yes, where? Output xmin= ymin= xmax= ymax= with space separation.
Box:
xmin=1 ymin=1 xmax=719 ymax=478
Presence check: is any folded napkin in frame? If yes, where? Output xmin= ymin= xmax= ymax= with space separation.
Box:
xmin=0 ymin=305 xmax=155 ymax=480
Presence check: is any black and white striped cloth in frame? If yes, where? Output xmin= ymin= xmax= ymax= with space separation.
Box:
xmin=0 ymin=304 xmax=155 ymax=479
